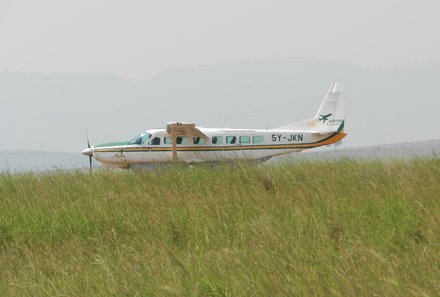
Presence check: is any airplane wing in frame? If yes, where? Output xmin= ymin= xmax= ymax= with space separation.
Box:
xmin=166 ymin=122 xmax=208 ymax=161
xmin=166 ymin=122 xmax=208 ymax=139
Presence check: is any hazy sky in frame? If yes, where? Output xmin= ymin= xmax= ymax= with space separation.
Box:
xmin=1 ymin=0 xmax=439 ymax=81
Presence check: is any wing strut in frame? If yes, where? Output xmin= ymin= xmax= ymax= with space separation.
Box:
xmin=166 ymin=122 xmax=208 ymax=162
xmin=171 ymin=133 xmax=178 ymax=161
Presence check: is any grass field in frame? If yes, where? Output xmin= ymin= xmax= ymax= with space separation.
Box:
xmin=0 ymin=159 xmax=439 ymax=296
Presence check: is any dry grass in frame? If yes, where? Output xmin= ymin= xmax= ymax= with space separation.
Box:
xmin=0 ymin=159 xmax=439 ymax=296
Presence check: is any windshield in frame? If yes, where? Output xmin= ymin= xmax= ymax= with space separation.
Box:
xmin=129 ymin=132 xmax=151 ymax=145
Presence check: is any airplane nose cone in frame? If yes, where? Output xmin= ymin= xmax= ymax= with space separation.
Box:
xmin=82 ymin=148 xmax=93 ymax=156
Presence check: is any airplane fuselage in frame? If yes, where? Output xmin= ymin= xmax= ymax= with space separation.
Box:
xmin=87 ymin=127 xmax=346 ymax=168
xmin=81 ymin=83 xmax=347 ymax=169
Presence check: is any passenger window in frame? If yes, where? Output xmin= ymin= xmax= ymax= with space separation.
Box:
xmin=193 ymin=137 xmax=205 ymax=145
xmin=164 ymin=137 xmax=188 ymax=145
xmin=149 ymin=137 xmax=161 ymax=145
xmin=226 ymin=136 xmax=237 ymax=144
xmin=239 ymin=136 xmax=250 ymax=144
xmin=177 ymin=136 xmax=188 ymax=145
xmin=164 ymin=137 xmax=172 ymax=145
xmin=212 ymin=136 xmax=223 ymax=144
xmin=253 ymin=136 xmax=264 ymax=144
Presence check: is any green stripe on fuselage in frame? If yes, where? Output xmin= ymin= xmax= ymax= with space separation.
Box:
xmin=95 ymin=141 xmax=131 ymax=148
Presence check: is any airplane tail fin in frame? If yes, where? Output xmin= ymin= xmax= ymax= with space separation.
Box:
xmin=312 ymin=82 xmax=345 ymax=132
xmin=275 ymin=82 xmax=345 ymax=132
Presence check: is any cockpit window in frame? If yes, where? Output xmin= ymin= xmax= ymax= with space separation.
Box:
xmin=129 ymin=133 xmax=151 ymax=145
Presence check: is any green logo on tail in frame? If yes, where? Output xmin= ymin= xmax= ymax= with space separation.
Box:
xmin=319 ymin=113 xmax=332 ymax=123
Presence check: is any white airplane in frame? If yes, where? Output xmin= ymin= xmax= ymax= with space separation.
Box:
xmin=82 ymin=82 xmax=346 ymax=169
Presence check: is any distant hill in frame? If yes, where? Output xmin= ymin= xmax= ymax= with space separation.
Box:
xmin=0 ymin=150 xmax=94 ymax=173
xmin=1 ymin=58 xmax=439 ymax=152
xmin=278 ymin=139 xmax=440 ymax=162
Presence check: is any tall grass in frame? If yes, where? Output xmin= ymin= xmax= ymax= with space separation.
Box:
xmin=0 ymin=159 xmax=439 ymax=296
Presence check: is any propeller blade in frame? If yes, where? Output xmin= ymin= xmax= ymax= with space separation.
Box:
xmin=85 ymin=128 xmax=92 ymax=172
xmin=85 ymin=128 xmax=91 ymax=148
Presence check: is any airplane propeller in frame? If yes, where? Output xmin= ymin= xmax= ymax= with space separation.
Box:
xmin=83 ymin=129 xmax=93 ymax=172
